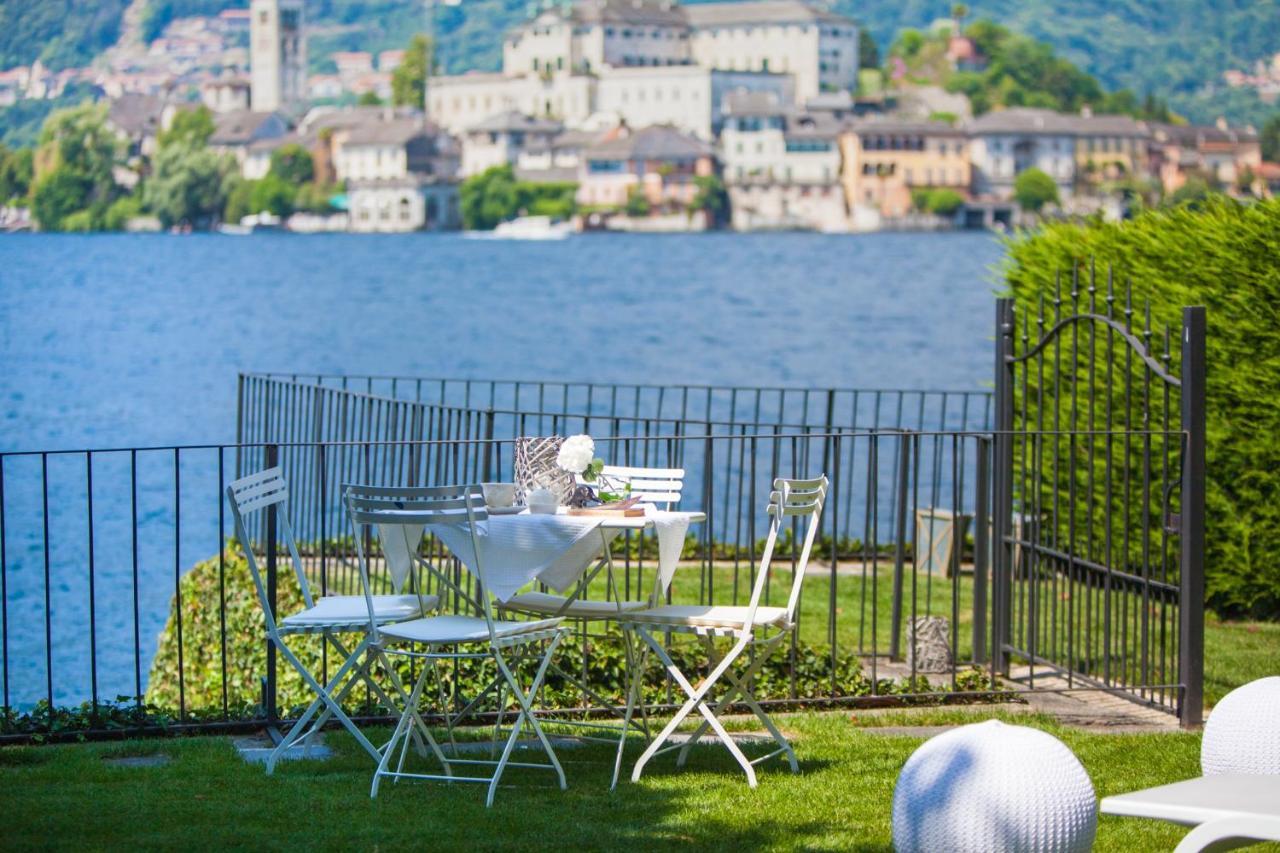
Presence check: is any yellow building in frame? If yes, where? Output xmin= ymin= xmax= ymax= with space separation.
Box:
xmin=838 ymin=117 xmax=969 ymax=219
xmin=1072 ymin=111 xmax=1148 ymax=185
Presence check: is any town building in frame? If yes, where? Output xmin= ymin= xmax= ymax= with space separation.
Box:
xmin=338 ymin=115 xmax=461 ymax=233
xmin=209 ymin=109 xmax=290 ymax=166
xmin=1147 ymin=120 xmax=1263 ymax=194
xmin=249 ymin=0 xmax=305 ymax=113
xmin=838 ymin=116 xmax=969 ymax=220
xmin=967 ymin=108 xmax=1078 ymax=201
xmin=516 ymin=128 xmax=603 ymax=183
xmin=686 ymin=1 xmax=859 ymax=101
xmin=576 ymin=124 xmax=716 ymax=213
xmin=1072 ymin=110 xmax=1149 ymax=186
xmin=460 ymin=111 xmax=564 ymax=177
xmin=718 ymin=92 xmax=846 ymax=230
xmin=427 ymin=0 xmax=846 ymax=139
xmin=201 ymin=77 xmax=251 ymax=113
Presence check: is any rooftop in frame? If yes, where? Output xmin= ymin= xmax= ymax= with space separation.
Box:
xmin=585 ymin=124 xmax=713 ymax=160
xmin=467 ymin=110 xmax=564 ymax=135
xmin=685 ymin=0 xmax=852 ymax=27
xmin=345 ymin=116 xmax=440 ymax=146
xmin=107 ymin=93 xmax=165 ymax=137
xmin=209 ymin=110 xmax=286 ymax=146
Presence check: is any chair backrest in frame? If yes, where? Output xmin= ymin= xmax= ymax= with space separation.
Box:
xmin=597 ymin=465 xmax=685 ymax=510
xmin=343 ymin=483 xmax=493 ymax=644
xmin=743 ymin=475 xmax=828 ymax=631
xmin=225 ymin=466 xmax=316 ymax=635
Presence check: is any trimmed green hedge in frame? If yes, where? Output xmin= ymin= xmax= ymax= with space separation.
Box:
xmin=1004 ymin=197 xmax=1280 ymax=618
xmin=144 ymin=548 xmax=998 ymax=718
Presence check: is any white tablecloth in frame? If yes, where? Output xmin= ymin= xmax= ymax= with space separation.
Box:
xmin=376 ymin=505 xmax=693 ymax=602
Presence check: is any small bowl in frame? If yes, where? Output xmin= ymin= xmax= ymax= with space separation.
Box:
xmin=526 ymin=487 xmax=559 ymax=515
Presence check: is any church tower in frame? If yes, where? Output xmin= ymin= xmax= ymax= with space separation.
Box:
xmin=250 ymin=0 xmax=306 ymax=112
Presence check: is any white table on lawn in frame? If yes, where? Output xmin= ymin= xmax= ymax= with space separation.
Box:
xmin=1100 ymin=774 xmax=1280 ymax=852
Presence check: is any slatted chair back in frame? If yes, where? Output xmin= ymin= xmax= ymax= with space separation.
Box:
xmin=597 ymin=465 xmax=685 ymax=509
xmin=344 ymin=484 xmax=492 ymax=645
xmin=743 ymin=475 xmax=828 ymax=631
xmin=226 ymin=467 xmax=317 ymax=636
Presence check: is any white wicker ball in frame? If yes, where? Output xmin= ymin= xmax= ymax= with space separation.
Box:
xmin=892 ymin=720 xmax=1097 ymax=853
xmin=1202 ymin=676 xmax=1280 ymax=776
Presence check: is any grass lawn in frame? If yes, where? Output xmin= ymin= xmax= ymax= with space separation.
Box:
xmin=0 ymin=707 xmax=1232 ymax=852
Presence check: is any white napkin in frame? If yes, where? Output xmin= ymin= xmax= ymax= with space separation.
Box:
xmin=377 ymin=522 xmax=423 ymax=592
xmin=645 ymin=505 xmax=692 ymax=593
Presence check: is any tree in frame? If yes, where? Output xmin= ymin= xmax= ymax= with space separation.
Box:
xmin=157 ymin=106 xmax=215 ymax=149
xmin=857 ymin=29 xmax=879 ymax=69
xmin=459 ymin=164 xmax=518 ymax=229
xmin=624 ymin=186 xmax=650 ymax=217
xmin=1261 ymin=114 xmax=1280 ymax=163
xmin=392 ymin=34 xmax=431 ymax=108
xmin=268 ymin=143 xmax=314 ymax=185
xmin=1167 ymin=175 xmax=1217 ymax=207
xmin=31 ymin=167 xmax=92 ymax=230
xmin=1013 ymin=167 xmax=1059 ymax=213
xmin=249 ymin=174 xmax=295 ymax=217
xmin=357 ymin=91 xmax=383 ymax=106
xmin=688 ymin=174 xmax=728 ymax=221
xmin=0 ymin=144 xmax=33 ymax=203
xmin=31 ymin=102 xmax=120 ymax=228
xmin=143 ymin=143 xmax=229 ymax=227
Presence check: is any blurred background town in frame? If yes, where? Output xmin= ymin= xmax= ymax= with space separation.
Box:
xmin=0 ymin=0 xmax=1276 ymax=234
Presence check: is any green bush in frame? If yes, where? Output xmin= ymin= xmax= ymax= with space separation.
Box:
xmin=102 ymin=195 xmax=142 ymax=231
xmin=145 ymin=547 xmax=999 ymax=718
xmin=1004 ymin=197 xmax=1280 ymax=618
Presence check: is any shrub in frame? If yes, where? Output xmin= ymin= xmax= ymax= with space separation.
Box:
xmin=1003 ymin=197 xmax=1280 ymax=618
xmin=1013 ymin=167 xmax=1059 ymax=212
xmin=102 ymin=195 xmax=142 ymax=231
xmin=145 ymin=546 xmax=999 ymax=718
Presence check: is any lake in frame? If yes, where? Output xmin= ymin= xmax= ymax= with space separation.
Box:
xmin=0 ymin=231 xmax=1005 ymax=709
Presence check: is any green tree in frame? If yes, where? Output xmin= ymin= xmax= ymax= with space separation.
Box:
xmin=143 ymin=143 xmax=229 ymax=228
xmin=858 ymin=29 xmax=879 ymax=69
xmin=1167 ymin=175 xmax=1218 ymax=207
xmin=392 ymin=34 xmax=431 ymax=108
xmin=459 ymin=164 xmax=518 ymax=229
xmin=31 ymin=166 xmax=92 ymax=230
xmin=688 ymin=174 xmax=728 ymax=221
xmin=926 ymin=188 xmax=965 ymax=215
xmin=1013 ymin=167 xmax=1059 ymax=213
xmin=31 ymin=102 xmax=119 ymax=228
xmin=294 ymin=182 xmax=338 ymax=214
xmin=157 ymin=106 xmax=215 ymax=149
xmin=102 ymin=195 xmax=142 ymax=231
xmin=268 ymin=143 xmax=314 ymax=185
xmin=248 ymin=173 xmax=295 ymax=217
xmin=357 ymin=91 xmax=383 ymax=106
xmin=1261 ymin=114 xmax=1280 ymax=163
xmin=223 ymin=177 xmax=255 ymax=224
xmin=0 ymin=144 xmax=33 ymax=203
xmin=624 ymin=186 xmax=651 ymax=217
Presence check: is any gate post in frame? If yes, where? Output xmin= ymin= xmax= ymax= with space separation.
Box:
xmin=1179 ymin=306 xmax=1206 ymax=727
xmin=991 ymin=298 xmax=1016 ymax=675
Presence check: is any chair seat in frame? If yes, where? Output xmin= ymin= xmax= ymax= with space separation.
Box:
xmin=502 ymin=591 xmax=649 ymax=620
xmin=379 ymin=614 xmax=562 ymax=644
xmin=622 ymin=604 xmax=790 ymax=631
xmin=280 ymin=594 xmax=437 ymax=628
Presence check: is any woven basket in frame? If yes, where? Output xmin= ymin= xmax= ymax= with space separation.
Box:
xmin=513 ymin=436 xmax=576 ymax=505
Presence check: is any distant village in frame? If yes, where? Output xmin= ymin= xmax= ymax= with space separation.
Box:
xmin=1 ymin=0 xmax=1275 ymax=234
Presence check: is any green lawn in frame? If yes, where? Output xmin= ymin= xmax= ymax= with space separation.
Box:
xmin=0 ymin=708 xmax=1228 ymax=851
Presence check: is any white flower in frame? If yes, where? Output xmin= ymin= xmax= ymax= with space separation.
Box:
xmin=557 ymin=434 xmax=595 ymax=474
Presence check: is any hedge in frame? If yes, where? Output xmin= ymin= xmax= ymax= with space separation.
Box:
xmin=1003 ymin=197 xmax=1280 ymax=618
xmin=143 ymin=547 xmax=998 ymax=718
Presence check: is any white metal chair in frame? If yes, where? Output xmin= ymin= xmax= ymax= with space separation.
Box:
xmin=345 ymin=483 xmax=570 ymax=807
xmin=619 ymin=475 xmax=828 ymax=787
xmin=225 ymin=467 xmax=439 ymax=772
xmin=498 ymin=465 xmax=683 ymax=761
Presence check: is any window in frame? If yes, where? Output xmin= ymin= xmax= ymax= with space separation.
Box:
xmin=588 ymin=159 xmax=624 ymax=173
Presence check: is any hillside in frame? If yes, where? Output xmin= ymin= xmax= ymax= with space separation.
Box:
xmin=1 ymin=0 xmax=1276 ymax=125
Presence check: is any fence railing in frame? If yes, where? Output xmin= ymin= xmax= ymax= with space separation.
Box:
xmin=0 ymin=427 xmax=1189 ymax=739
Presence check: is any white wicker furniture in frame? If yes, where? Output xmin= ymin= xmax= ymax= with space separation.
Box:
xmin=346 ymin=484 xmax=570 ymax=807
xmin=619 ymin=475 xmax=828 ymax=788
xmin=892 ymin=719 xmax=1097 ymax=853
xmin=1101 ymin=676 xmax=1280 ymax=851
xmin=225 ymin=468 xmax=438 ymax=773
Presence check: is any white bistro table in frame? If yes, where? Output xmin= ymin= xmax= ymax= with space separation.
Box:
xmin=1100 ymin=774 xmax=1280 ymax=852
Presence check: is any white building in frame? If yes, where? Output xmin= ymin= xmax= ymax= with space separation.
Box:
xmin=428 ymin=0 xmax=843 ymax=139
xmin=348 ymin=178 xmax=460 ymax=232
xmin=687 ymin=1 xmax=859 ymax=102
xmin=249 ymin=0 xmax=305 ymax=113
xmin=968 ymin=108 xmax=1077 ymax=200
xmin=460 ymin=111 xmax=563 ymax=177
xmin=719 ymin=92 xmax=846 ymax=231
xmin=337 ymin=115 xmax=462 ymax=233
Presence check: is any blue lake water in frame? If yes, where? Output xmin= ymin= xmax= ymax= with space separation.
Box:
xmin=0 ymin=231 xmax=1004 ymax=709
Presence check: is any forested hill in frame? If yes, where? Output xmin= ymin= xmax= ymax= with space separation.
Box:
xmin=2 ymin=0 xmax=1276 ymax=125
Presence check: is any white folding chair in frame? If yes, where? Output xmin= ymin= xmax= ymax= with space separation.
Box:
xmin=346 ymin=483 xmax=571 ymax=807
xmin=498 ymin=466 xmax=684 ymax=749
xmin=225 ymin=467 xmax=440 ymax=772
xmin=619 ymin=475 xmax=828 ymax=788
